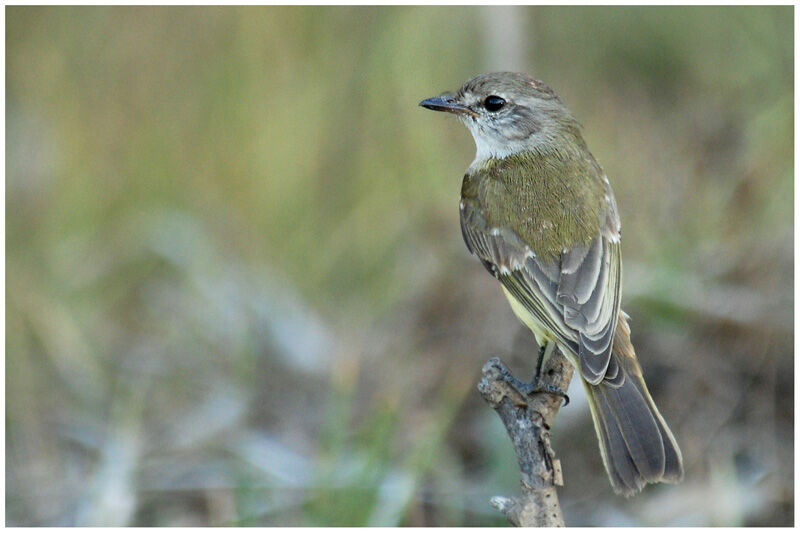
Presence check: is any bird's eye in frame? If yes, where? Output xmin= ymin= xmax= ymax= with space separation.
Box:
xmin=483 ymin=95 xmax=506 ymax=112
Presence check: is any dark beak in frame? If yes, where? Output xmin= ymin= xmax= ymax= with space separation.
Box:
xmin=419 ymin=96 xmax=478 ymax=117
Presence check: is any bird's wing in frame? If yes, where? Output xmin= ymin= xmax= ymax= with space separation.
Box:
xmin=460 ymin=200 xmax=622 ymax=385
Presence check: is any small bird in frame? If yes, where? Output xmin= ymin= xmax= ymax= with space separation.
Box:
xmin=420 ymin=72 xmax=683 ymax=496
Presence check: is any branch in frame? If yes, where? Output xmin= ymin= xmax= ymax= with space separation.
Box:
xmin=477 ymin=349 xmax=574 ymax=527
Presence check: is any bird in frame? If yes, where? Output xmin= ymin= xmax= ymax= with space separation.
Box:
xmin=419 ymin=72 xmax=683 ymax=496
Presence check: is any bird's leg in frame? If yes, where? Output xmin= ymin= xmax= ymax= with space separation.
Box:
xmin=533 ymin=343 xmax=547 ymax=381
xmin=516 ymin=342 xmax=570 ymax=406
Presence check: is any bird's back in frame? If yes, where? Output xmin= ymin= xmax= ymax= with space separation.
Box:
xmin=461 ymin=149 xmax=609 ymax=261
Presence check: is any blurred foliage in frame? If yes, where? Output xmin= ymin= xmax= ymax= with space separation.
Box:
xmin=6 ymin=6 xmax=793 ymax=526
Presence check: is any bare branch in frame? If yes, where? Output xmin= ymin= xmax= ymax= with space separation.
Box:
xmin=477 ymin=350 xmax=574 ymax=527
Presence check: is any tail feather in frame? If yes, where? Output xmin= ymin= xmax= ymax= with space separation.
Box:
xmin=598 ymin=375 xmax=665 ymax=480
xmin=584 ymin=362 xmax=684 ymax=497
xmin=588 ymin=389 xmax=644 ymax=494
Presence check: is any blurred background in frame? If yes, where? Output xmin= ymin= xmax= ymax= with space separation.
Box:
xmin=6 ymin=6 xmax=793 ymax=526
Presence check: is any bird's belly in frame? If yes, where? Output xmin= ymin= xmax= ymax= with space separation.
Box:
xmin=501 ymin=286 xmax=581 ymax=369
xmin=501 ymin=286 xmax=555 ymax=347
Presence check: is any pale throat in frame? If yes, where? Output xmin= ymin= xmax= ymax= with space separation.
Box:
xmin=461 ymin=118 xmax=535 ymax=164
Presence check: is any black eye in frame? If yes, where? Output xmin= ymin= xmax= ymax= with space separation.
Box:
xmin=483 ymin=95 xmax=506 ymax=112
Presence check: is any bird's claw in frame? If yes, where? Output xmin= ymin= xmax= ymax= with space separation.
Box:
xmin=517 ymin=379 xmax=570 ymax=407
xmin=501 ymin=370 xmax=570 ymax=407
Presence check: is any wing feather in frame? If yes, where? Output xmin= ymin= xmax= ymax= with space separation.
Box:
xmin=460 ymin=201 xmax=621 ymax=385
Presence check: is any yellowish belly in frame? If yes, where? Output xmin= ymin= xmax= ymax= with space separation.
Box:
xmin=501 ymin=286 xmax=555 ymax=347
xmin=501 ymin=286 xmax=582 ymax=370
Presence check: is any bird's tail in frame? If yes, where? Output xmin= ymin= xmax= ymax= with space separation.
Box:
xmin=583 ymin=318 xmax=684 ymax=496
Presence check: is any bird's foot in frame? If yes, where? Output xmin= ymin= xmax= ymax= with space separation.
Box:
xmin=514 ymin=378 xmax=569 ymax=407
xmin=494 ymin=361 xmax=570 ymax=407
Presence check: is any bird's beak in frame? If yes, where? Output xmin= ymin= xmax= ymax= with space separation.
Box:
xmin=419 ymin=96 xmax=479 ymax=117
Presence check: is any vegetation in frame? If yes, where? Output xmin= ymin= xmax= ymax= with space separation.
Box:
xmin=6 ymin=6 xmax=793 ymax=526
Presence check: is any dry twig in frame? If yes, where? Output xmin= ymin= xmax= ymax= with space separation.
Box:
xmin=477 ymin=350 xmax=574 ymax=527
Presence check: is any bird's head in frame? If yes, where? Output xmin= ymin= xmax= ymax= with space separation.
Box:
xmin=420 ymin=72 xmax=581 ymax=160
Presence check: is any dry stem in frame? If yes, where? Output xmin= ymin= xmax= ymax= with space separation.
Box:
xmin=477 ymin=350 xmax=574 ymax=527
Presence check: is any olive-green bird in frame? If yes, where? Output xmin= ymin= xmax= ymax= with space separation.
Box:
xmin=420 ymin=72 xmax=683 ymax=496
